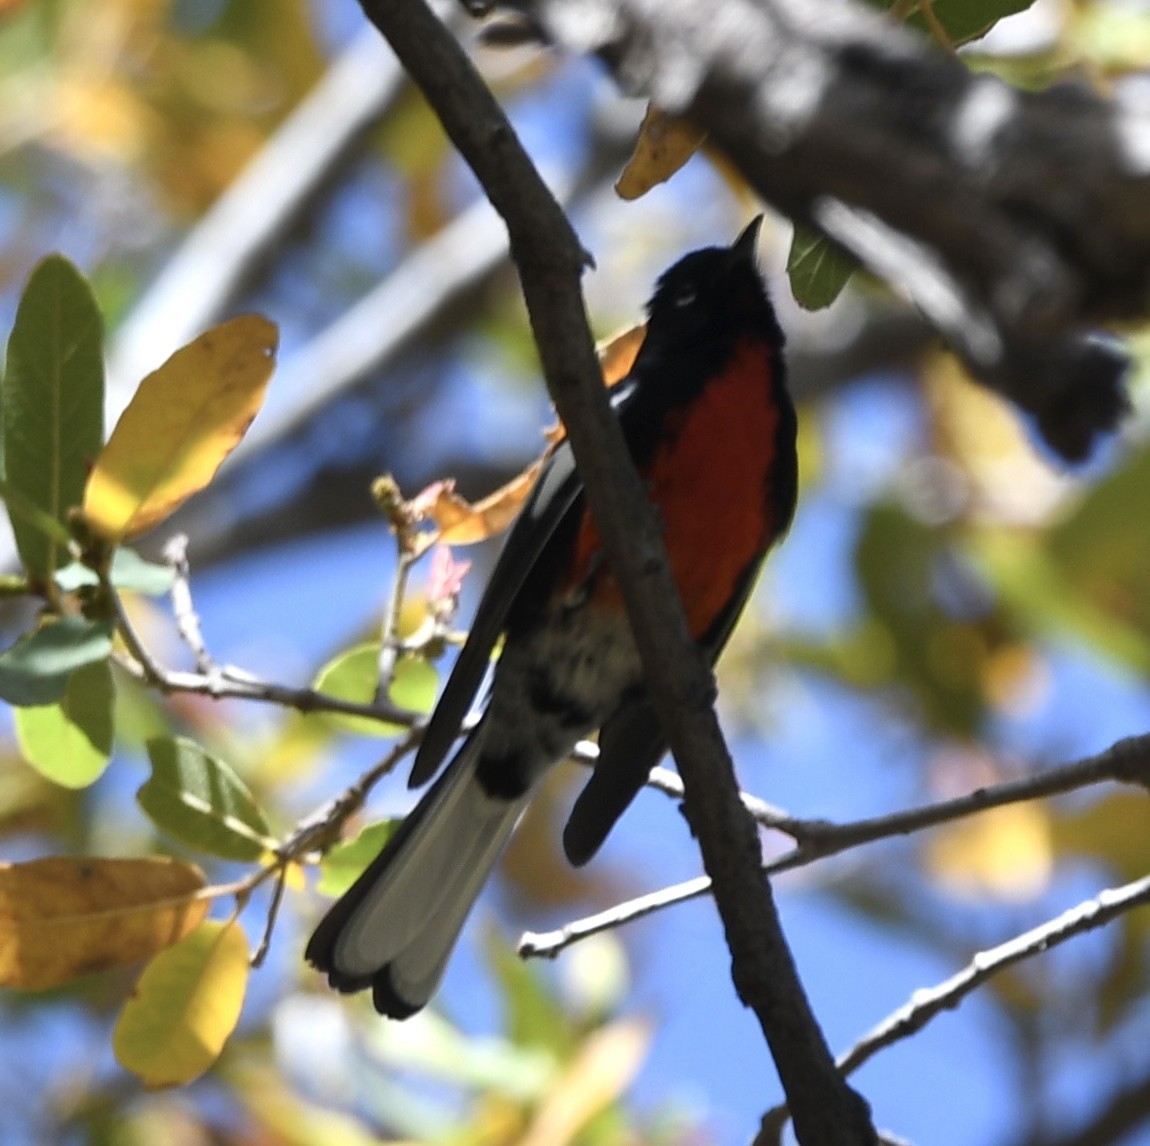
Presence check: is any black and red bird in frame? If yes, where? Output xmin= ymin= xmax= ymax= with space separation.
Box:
xmin=306 ymin=218 xmax=798 ymax=1018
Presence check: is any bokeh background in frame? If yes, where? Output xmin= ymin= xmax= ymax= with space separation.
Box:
xmin=1 ymin=0 xmax=1150 ymax=1143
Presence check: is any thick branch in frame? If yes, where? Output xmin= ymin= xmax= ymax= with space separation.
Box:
xmin=524 ymin=0 xmax=1144 ymax=460
xmin=358 ymin=1 xmax=876 ymax=1141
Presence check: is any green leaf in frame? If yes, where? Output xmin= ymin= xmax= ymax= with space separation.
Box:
xmin=2 ymin=255 xmax=104 ymax=580
xmin=853 ymin=503 xmax=988 ymax=735
xmin=313 ymin=644 xmax=437 ymax=737
xmin=973 ymin=531 xmax=1150 ymax=673
xmin=786 ymin=226 xmax=855 ymax=311
xmin=486 ymin=925 xmax=574 ymax=1054
xmin=390 ymin=655 xmax=438 ymax=716
xmin=55 ymin=548 xmax=176 ymax=597
xmin=0 ymin=616 xmax=114 ymax=706
xmin=14 ymin=660 xmax=114 ymax=788
xmin=139 ymin=737 xmax=273 ymax=861
xmin=0 ymin=477 xmax=74 ymax=548
xmin=316 ymin=819 xmax=397 ymax=897
xmin=866 ymin=0 xmax=1037 ymax=46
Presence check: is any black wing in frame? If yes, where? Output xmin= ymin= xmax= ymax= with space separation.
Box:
xmin=409 ymin=443 xmax=584 ymax=787
xmin=411 ymin=381 xmax=644 ymax=788
xmin=561 ymin=554 xmax=768 ymax=864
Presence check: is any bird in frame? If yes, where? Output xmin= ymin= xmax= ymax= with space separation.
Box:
xmin=306 ymin=217 xmax=798 ymax=1018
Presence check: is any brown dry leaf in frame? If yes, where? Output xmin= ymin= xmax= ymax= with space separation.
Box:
xmin=544 ymin=323 xmax=648 ymax=446
xmin=416 ymin=322 xmax=649 ymax=546
xmin=598 ymin=322 xmax=647 ymax=386
xmin=432 ymin=462 xmax=544 ymax=546
xmin=615 ymin=103 xmax=707 ymax=200
xmin=518 ymin=1017 xmax=652 ymax=1146
xmin=0 ymin=856 xmax=208 ymax=990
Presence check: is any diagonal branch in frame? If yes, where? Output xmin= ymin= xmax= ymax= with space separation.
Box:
xmin=523 ymin=0 xmax=1145 ymax=461
xmin=752 ymin=874 xmax=1150 ymax=1138
xmin=835 ymin=872 xmax=1150 ymax=1077
xmin=523 ymin=733 xmax=1150 ymax=955
xmin=357 ymin=1 xmax=876 ymax=1142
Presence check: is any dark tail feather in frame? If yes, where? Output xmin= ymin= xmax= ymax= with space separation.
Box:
xmin=563 ymin=699 xmax=666 ymax=866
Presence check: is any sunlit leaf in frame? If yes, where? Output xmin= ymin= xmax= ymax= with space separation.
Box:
xmin=364 ymin=1008 xmax=553 ymax=1099
xmin=315 ymin=819 xmax=397 ymax=898
xmin=312 ymin=644 xmax=436 ymax=737
xmin=1052 ymin=791 xmax=1150 ymax=881
xmin=2 ymin=254 xmax=104 ymax=579
xmin=14 ymin=660 xmax=114 ymax=788
xmin=597 ymin=323 xmax=646 ymax=387
xmin=0 ymin=478 xmax=73 ymax=549
xmin=416 ymin=467 xmax=541 ymax=549
xmin=854 ymin=502 xmax=990 ymax=735
xmin=113 ymin=919 xmax=249 ymax=1088
xmin=0 ymin=856 xmax=207 ymax=990
xmin=925 ymin=802 xmax=1053 ymax=901
xmin=139 ymin=737 xmax=273 ymax=861
xmin=55 ymin=548 xmax=176 ymax=597
xmin=895 ymin=0 xmax=1037 ymax=47
xmin=973 ymin=531 xmax=1150 ymax=673
xmin=786 ymin=225 xmax=855 ymax=311
xmin=0 ymin=616 xmax=114 ymax=707
xmin=615 ymin=104 xmax=706 ymax=200
xmin=518 ymin=1018 xmax=652 ymax=1146
xmin=232 ymin=1065 xmax=389 ymax=1146
xmin=82 ymin=315 xmax=278 ymax=543
xmin=487 ymin=926 xmax=574 ymax=1054
xmin=558 ymin=932 xmax=630 ymax=1020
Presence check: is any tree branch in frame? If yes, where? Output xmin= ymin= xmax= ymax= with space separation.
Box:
xmin=106 ymin=563 xmax=419 ymax=728
xmin=107 ymin=25 xmax=410 ymax=401
xmin=523 ymin=732 xmax=1150 ymax=954
xmin=835 ymin=872 xmax=1150 ymax=1077
xmin=523 ymin=0 xmax=1143 ymax=461
xmin=357 ymin=1 xmax=876 ymax=1141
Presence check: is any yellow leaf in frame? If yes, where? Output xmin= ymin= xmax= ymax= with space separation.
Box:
xmin=518 ymin=1017 xmax=651 ymax=1146
xmin=615 ymin=104 xmax=707 ymax=200
xmin=83 ymin=315 xmax=278 ymax=542
xmin=0 ymin=856 xmax=207 ymax=989
xmin=926 ymin=802 xmax=1053 ymax=902
xmin=114 ymin=919 xmax=249 ymax=1089
xmin=231 ymin=1064 xmax=385 ymax=1146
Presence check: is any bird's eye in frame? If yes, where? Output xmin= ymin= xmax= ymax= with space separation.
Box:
xmin=674 ymin=285 xmax=697 ymax=308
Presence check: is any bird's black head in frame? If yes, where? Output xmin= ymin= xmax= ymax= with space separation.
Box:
xmin=643 ymin=216 xmax=783 ymax=357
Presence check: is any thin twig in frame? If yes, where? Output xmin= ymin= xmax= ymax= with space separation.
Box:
xmin=163 ymin=533 xmax=212 ymax=674
xmin=377 ymin=549 xmax=414 ymax=692
xmin=106 ymin=572 xmax=420 ymax=727
xmin=278 ymin=725 xmax=425 ymax=862
xmin=251 ymin=864 xmax=289 ymax=969
xmin=522 ymin=737 xmax=1150 ymax=957
xmin=836 ymin=872 xmax=1150 ymax=1076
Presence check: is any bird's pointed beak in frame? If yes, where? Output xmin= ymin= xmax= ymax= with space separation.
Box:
xmin=731 ymin=215 xmax=764 ymax=264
